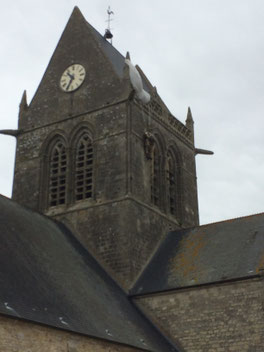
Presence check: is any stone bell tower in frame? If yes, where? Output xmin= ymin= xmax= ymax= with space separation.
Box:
xmin=11 ymin=7 xmax=199 ymax=289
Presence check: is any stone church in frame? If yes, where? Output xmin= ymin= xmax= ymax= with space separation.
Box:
xmin=1 ymin=7 xmax=264 ymax=352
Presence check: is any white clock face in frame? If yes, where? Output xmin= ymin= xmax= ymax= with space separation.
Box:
xmin=60 ymin=64 xmax=86 ymax=92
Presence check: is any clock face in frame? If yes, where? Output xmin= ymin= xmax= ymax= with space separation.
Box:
xmin=60 ymin=64 xmax=86 ymax=92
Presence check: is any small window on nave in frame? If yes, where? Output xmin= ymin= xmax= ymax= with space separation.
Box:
xmin=48 ymin=140 xmax=67 ymax=207
xmin=74 ymin=133 xmax=93 ymax=201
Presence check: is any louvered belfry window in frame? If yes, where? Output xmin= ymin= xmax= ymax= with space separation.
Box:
xmin=166 ymin=152 xmax=176 ymax=215
xmin=75 ymin=133 xmax=93 ymax=201
xmin=49 ymin=140 xmax=67 ymax=207
xmin=150 ymin=144 xmax=160 ymax=206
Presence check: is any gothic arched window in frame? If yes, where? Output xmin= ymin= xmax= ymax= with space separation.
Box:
xmin=150 ymin=143 xmax=160 ymax=207
xmin=166 ymin=151 xmax=176 ymax=215
xmin=48 ymin=139 xmax=67 ymax=207
xmin=74 ymin=133 xmax=93 ymax=201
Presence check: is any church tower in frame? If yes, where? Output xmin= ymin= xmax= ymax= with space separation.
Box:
xmin=12 ymin=7 xmax=199 ymax=289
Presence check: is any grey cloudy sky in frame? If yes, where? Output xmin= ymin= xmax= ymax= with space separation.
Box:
xmin=1 ymin=0 xmax=264 ymax=225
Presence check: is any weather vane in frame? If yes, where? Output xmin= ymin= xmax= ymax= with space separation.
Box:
xmin=104 ymin=6 xmax=114 ymax=44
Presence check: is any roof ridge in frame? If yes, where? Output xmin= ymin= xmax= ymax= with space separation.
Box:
xmin=199 ymin=211 xmax=264 ymax=228
xmin=0 ymin=194 xmax=179 ymax=352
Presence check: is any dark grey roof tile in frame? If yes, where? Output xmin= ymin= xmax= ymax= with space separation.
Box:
xmin=132 ymin=214 xmax=264 ymax=295
xmin=0 ymin=194 xmax=178 ymax=352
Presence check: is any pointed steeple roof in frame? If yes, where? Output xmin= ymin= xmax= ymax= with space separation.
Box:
xmin=65 ymin=6 xmax=126 ymax=78
xmin=19 ymin=90 xmax=28 ymax=110
xmin=21 ymin=7 xmax=134 ymax=130
xmin=186 ymin=106 xmax=194 ymax=125
xmin=19 ymin=7 xmax=155 ymax=131
xmin=83 ymin=14 xmax=126 ymax=78
xmin=185 ymin=106 xmax=194 ymax=142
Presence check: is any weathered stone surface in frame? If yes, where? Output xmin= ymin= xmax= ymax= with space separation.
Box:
xmin=0 ymin=315 xmax=144 ymax=352
xmin=135 ymin=278 xmax=264 ymax=352
xmin=12 ymin=6 xmax=198 ymax=291
xmin=53 ymin=197 xmax=179 ymax=288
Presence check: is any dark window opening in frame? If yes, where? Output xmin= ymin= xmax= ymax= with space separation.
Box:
xmin=48 ymin=140 xmax=67 ymax=207
xmin=75 ymin=133 xmax=93 ymax=201
xmin=166 ymin=152 xmax=176 ymax=215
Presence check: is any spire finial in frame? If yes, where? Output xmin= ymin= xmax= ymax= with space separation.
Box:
xmin=185 ymin=106 xmax=194 ymax=143
xmin=186 ymin=106 xmax=194 ymax=124
xmin=19 ymin=90 xmax=28 ymax=119
xmin=104 ymin=6 xmax=114 ymax=44
xmin=19 ymin=90 xmax=28 ymax=110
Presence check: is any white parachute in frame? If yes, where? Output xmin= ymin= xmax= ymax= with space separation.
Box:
xmin=125 ymin=58 xmax=151 ymax=104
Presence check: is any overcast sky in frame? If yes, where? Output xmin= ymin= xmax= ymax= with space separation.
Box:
xmin=1 ymin=0 xmax=264 ymax=225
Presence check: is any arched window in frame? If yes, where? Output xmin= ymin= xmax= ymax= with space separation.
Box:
xmin=150 ymin=143 xmax=160 ymax=207
xmin=74 ymin=133 xmax=93 ymax=201
xmin=166 ymin=151 xmax=176 ymax=215
xmin=48 ymin=139 xmax=67 ymax=207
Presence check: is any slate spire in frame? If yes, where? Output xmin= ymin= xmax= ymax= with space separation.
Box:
xmin=19 ymin=90 xmax=28 ymax=123
xmin=71 ymin=6 xmax=86 ymax=21
xmin=185 ymin=106 xmax=194 ymax=141
xmin=186 ymin=106 xmax=194 ymax=126
xmin=19 ymin=90 xmax=28 ymax=111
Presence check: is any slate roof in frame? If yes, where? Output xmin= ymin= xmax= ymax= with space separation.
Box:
xmin=84 ymin=13 xmax=126 ymax=78
xmin=0 ymin=195 xmax=178 ymax=352
xmin=79 ymin=7 xmax=151 ymax=92
xmin=132 ymin=214 xmax=264 ymax=295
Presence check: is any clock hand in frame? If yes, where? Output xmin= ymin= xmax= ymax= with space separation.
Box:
xmin=67 ymin=72 xmax=74 ymax=80
xmin=66 ymin=77 xmax=74 ymax=91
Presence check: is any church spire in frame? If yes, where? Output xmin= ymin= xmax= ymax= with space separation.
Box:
xmin=19 ymin=90 xmax=28 ymax=111
xmin=123 ymin=52 xmax=131 ymax=82
xmin=185 ymin=106 xmax=194 ymax=142
xmin=186 ymin=106 xmax=194 ymax=126
xmin=19 ymin=90 xmax=28 ymax=122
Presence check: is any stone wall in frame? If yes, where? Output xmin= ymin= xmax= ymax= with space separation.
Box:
xmin=135 ymin=277 xmax=264 ymax=352
xmin=53 ymin=196 xmax=178 ymax=288
xmin=12 ymin=103 xmax=128 ymax=211
xmin=0 ymin=314 xmax=144 ymax=352
xmin=12 ymin=94 xmax=197 ymax=289
xmin=12 ymin=5 xmax=199 ymax=291
xmin=130 ymin=102 xmax=199 ymax=228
